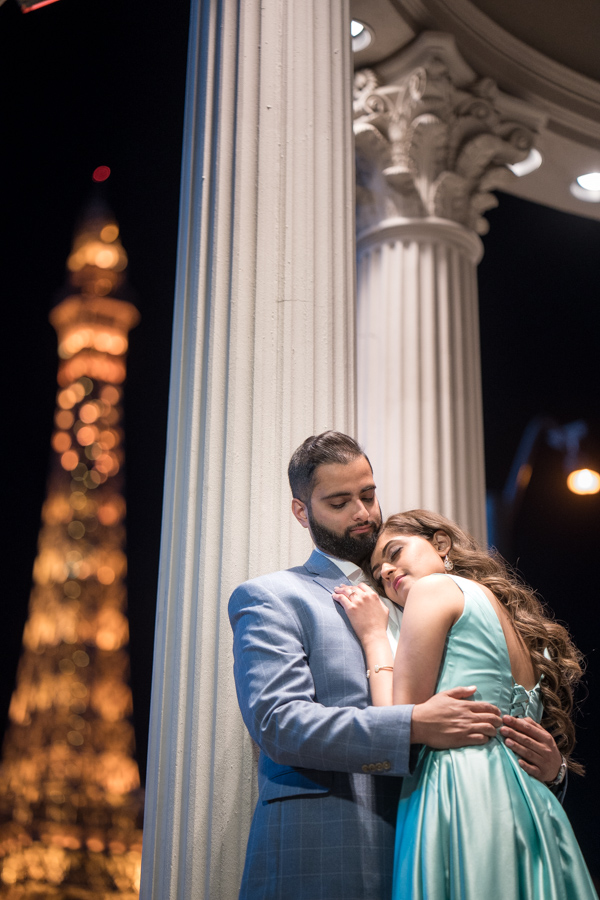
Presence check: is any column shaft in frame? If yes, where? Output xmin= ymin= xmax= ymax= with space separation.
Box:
xmin=357 ymin=220 xmax=487 ymax=539
xmin=140 ymin=2 xmax=355 ymax=898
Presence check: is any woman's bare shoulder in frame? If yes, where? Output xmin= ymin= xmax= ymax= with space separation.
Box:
xmin=407 ymin=573 xmax=464 ymax=612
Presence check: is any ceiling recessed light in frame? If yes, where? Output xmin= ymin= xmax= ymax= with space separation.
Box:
xmin=351 ymin=20 xmax=372 ymax=52
xmin=576 ymin=172 xmax=600 ymax=191
xmin=570 ymin=174 xmax=600 ymax=203
xmin=507 ymin=148 xmax=542 ymax=178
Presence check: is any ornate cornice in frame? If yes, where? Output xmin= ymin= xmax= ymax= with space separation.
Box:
xmin=389 ymin=0 xmax=600 ymax=144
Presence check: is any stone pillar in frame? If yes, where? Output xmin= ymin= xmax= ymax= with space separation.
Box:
xmin=140 ymin=2 xmax=355 ymax=899
xmin=353 ymin=32 xmax=542 ymax=541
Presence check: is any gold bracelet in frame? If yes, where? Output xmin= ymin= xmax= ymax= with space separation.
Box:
xmin=366 ymin=665 xmax=393 ymax=679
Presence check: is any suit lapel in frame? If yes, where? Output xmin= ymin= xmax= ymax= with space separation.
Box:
xmin=304 ymin=549 xmax=352 ymax=596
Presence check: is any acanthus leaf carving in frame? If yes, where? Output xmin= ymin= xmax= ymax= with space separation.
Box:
xmin=354 ymin=54 xmax=539 ymax=235
xmin=382 ymin=166 xmax=425 ymax=217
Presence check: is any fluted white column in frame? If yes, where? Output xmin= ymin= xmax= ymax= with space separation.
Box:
xmin=353 ymin=33 xmax=543 ymax=542
xmin=357 ymin=219 xmax=486 ymax=536
xmin=140 ymin=2 xmax=355 ymax=899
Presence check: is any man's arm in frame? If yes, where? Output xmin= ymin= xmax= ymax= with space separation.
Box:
xmin=229 ymin=579 xmax=501 ymax=775
xmin=229 ymin=579 xmax=413 ymax=775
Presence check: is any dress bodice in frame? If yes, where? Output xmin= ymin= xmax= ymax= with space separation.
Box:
xmin=436 ymin=574 xmax=543 ymax=723
xmin=392 ymin=574 xmax=599 ymax=900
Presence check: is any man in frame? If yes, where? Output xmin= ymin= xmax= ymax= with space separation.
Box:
xmin=229 ymin=432 xmax=563 ymax=900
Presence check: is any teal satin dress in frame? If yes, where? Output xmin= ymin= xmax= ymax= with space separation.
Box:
xmin=393 ymin=574 xmax=598 ymax=900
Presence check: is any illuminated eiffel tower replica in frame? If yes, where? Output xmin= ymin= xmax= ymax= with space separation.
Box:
xmin=0 ymin=200 xmax=143 ymax=897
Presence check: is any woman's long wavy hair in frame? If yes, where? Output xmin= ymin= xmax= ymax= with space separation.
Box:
xmin=371 ymin=509 xmax=585 ymax=774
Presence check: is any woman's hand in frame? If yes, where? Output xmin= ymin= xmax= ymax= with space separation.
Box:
xmin=332 ymin=582 xmax=389 ymax=646
xmin=334 ymin=583 xmax=394 ymax=706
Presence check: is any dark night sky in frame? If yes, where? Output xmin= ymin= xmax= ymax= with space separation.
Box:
xmin=1 ymin=0 xmax=598 ymax=875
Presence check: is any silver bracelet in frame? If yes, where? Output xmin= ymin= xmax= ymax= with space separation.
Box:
xmin=546 ymin=755 xmax=567 ymax=787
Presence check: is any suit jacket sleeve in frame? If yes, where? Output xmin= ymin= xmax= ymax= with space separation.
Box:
xmin=229 ymin=578 xmax=413 ymax=776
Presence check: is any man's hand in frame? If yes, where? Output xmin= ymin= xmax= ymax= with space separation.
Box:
xmin=411 ymin=686 xmax=502 ymax=748
xmin=500 ymin=716 xmax=562 ymax=783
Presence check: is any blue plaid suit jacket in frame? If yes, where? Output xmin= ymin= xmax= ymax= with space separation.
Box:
xmin=229 ymin=550 xmax=414 ymax=900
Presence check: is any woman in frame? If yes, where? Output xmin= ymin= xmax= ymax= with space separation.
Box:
xmin=333 ymin=510 xmax=597 ymax=900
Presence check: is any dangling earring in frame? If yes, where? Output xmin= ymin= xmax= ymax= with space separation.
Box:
xmin=444 ymin=554 xmax=454 ymax=571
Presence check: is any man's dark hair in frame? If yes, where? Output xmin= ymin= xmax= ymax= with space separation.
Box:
xmin=288 ymin=431 xmax=370 ymax=502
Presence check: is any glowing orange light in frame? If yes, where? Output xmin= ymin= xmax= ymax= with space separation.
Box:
xmin=101 ymin=385 xmax=120 ymax=405
xmin=96 ymin=248 xmax=120 ymax=269
xmin=55 ymin=410 xmax=74 ymax=429
xmin=95 ymin=453 xmax=119 ymax=476
xmin=97 ymin=501 xmax=123 ymax=526
xmin=61 ymin=450 xmax=80 ymax=471
xmin=96 ymin=631 xmax=119 ymax=652
xmin=86 ymin=838 xmax=105 ymax=853
xmin=100 ymin=224 xmax=119 ymax=243
xmin=79 ymin=403 xmax=99 ymax=424
xmin=77 ymin=562 xmax=92 ymax=579
xmin=52 ymin=432 xmax=71 ymax=453
xmin=57 ymin=389 xmax=77 ymax=410
xmin=42 ymin=494 xmax=72 ymax=524
xmin=63 ymin=836 xmax=81 ymax=850
xmin=76 ymin=426 xmax=97 ymax=447
xmin=95 ymin=277 xmax=113 ymax=296
xmin=97 ymin=566 xmax=115 ymax=585
xmin=92 ymin=166 xmax=111 ymax=183
xmin=59 ymin=354 xmax=127 ymax=386
xmin=98 ymin=429 xmax=117 ymax=449
xmin=109 ymin=841 xmax=127 ymax=855
xmin=567 ymin=468 xmax=600 ymax=495
xmin=103 ymin=405 xmax=121 ymax=423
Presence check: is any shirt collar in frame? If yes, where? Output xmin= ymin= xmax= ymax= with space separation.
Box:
xmin=313 ymin=548 xmax=363 ymax=583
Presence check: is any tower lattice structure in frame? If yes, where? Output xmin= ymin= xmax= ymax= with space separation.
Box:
xmin=0 ymin=202 xmax=143 ymax=897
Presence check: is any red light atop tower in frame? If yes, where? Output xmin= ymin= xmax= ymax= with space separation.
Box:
xmin=18 ymin=0 xmax=61 ymax=12
xmin=92 ymin=166 xmax=111 ymax=183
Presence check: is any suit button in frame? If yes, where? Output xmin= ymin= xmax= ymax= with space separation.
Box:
xmin=382 ymin=760 xmax=391 ymax=771
xmin=375 ymin=762 xmax=383 ymax=771
xmin=369 ymin=763 xmax=376 ymax=772
xmin=362 ymin=764 xmax=370 ymax=774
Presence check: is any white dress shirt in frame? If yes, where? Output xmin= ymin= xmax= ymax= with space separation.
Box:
xmin=315 ymin=548 xmax=402 ymax=654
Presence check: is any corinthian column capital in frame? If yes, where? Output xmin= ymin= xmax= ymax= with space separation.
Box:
xmin=354 ymin=36 xmax=540 ymax=235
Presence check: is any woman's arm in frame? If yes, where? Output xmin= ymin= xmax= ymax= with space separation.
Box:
xmin=332 ymin=583 xmax=394 ymax=706
xmin=393 ymin=574 xmax=464 ymax=705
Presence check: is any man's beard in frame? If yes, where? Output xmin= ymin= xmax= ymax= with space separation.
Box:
xmin=307 ymin=506 xmax=381 ymax=567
